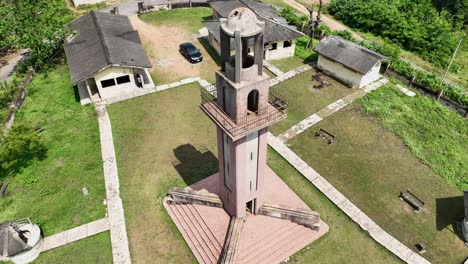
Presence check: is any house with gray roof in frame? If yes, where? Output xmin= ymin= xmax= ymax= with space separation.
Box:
xmin=204 ymin=0 xmax=303 ymax=60
xmin=314 ymin=35 xmax=387 ymax=88
xmin=64 ymin=11 xmax=154 ymax=105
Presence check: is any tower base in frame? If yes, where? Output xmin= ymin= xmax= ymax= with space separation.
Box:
xmin=163 ymin=167 xmax=329 ymax=264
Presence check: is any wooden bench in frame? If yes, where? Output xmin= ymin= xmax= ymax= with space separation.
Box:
xmin=0 ymin=182 xmax=9 ymax=197
xmin=315 ymin=128 xmax=336 ymax=144
xmin=399 ymin=189 xmax=425 ymax=212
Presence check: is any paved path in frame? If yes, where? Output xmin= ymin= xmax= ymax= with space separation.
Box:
xmin=0 ymin=50 xmax=26 ymax=82
xmin=41 ymin=218 xmax=110 ymax=252
xmin=96 ymin=104 xmax=132 ymax=264
xmin=263 ymin=60 xmax=284 ymax=76
xmin=269 ymin=63 xmax=314 ymax=87
xmin=278 ymin=78 xmax=388 ymax=142
xmin=267 ymin=132 xmax=430 ymax=264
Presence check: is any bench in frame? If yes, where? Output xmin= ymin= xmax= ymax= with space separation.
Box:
xmin=0 ymin=182 xmax=9 ymax=197
xmin=399 ymin=189 xmax=425 ymax=212
xmin=315 ymin=128 xmax=336 ymax=144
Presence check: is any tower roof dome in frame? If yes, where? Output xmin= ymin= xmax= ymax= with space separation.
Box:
xmin=221 ymin=7 xmax=264 ymax=37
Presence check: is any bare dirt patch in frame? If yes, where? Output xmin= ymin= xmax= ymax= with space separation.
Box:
xmin=130 ymin=15 xmax=218 ymax=85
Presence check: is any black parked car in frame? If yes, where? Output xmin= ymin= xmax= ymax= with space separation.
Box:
xmin=179 ymin=42 xmax=203 ymax=63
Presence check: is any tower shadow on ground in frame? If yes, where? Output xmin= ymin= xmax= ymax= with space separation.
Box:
xmin=435 ymin=196 xmax=465 ymax=241
xmin=172 ymin=144 xmax=218 ymax=186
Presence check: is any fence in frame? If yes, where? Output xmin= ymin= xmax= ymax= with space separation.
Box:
xmin=3 ymin=68 xmax=35 ymax=129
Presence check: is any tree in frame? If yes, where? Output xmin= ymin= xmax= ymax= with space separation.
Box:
xmin=0 ymin=0 xmax=74 ymax=68
xmin=0 ymin=124 xmax=46 ymax=176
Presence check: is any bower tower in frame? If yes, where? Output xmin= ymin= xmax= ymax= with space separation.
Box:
xmin=204 ymin=8 xmax=286 ymax=218
xmin=165 ymin=8 xmax=327 ymax=264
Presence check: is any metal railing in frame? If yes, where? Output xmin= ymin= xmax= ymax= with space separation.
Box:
xmin=200 ymin=85 xmax=287 ymax=138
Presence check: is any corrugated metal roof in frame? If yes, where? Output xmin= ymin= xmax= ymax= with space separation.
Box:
xmin=64 ymin=11 xmax=151 ymax=84
xmin=314 ymin=35 xmax=387 ymax=74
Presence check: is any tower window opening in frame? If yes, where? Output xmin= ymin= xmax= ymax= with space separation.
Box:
xmin=247 ymin=89 xmax=259 ymax=113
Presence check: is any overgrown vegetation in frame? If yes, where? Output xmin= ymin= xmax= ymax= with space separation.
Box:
xmin=0 ymin=1 xmax=74 ymax=68
xmin=0 ymin=79 xmax=19 ymax=123
xmin=328 ymin=0 xmax=466 ymax=70
xmin=0 ymin=124 xmax=47 ymax=177
xmin=358 ymin=84 xmax=468 ymax=190
xmin=0 ymin=64 xmax=106 ymax=236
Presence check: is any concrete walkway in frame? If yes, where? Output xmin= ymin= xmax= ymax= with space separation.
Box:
xmin=269 ymin=63 xmax=314 ymax=87
xmin=0 ymin=49 xmax=26 ymax=82
xmin=267 ymin=132 xmax=430 ymax=264
xmin=96 ymin=104 xmax=132 ymax=264
xmin=41 ymin=218 xmax=110 ymax=252
xmin=278 ymin=78 xmax=389 ymax=142
xmin=263 ymin=60 xmax=284 ymax=76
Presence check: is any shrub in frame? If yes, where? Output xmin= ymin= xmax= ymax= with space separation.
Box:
xmin=0 ymin=124 xmax=46 ymax=176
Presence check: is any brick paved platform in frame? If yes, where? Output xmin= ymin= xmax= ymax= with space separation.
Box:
xmin=164 ymin=167 xmax=329 ymax=264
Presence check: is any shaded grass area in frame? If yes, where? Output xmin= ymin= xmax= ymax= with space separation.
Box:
xmin=358 ymin=84 xmax=468 ymax=190
xmin=34 ymin=232 xmax=112 ymax=263
xmin=270 ymin=70 xmax=353 ymax=135
xmin=108 ymin=83 xmax=398 ymax=263
xmin=267 ymin=148 xmax=401 ymax=264
xmin=288 ymin=90 xmax=466 ymax=263
xmin=0 ymin=64 xmax=106 ymax=236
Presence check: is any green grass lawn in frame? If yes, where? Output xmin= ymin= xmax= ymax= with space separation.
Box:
xmin=270 ymin=70 xmax=353 ymax=135
xmin=0 ymin=63 xmax=106 ymax=236
xmin=271 ymin=36 xmax=319 ymax=73
xmin=34 ymin=232 xmax=112 ymax=263
xmin=271 ymin=56 xmax=305 ymax=72
xmin=108 ymin=83 xmax=398 ymax=263
xmin=287 ymin=85 xmax=467 ymax=263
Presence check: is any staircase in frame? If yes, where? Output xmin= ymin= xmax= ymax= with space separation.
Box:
xmin=164 ymin=200 xmax=225 ymax=264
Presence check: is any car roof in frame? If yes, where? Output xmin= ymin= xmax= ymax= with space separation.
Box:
xmin=181 ymin=42 xmax=197 ymax=49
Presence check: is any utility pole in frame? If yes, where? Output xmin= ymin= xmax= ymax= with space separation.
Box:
xmin=437 ymin=38 xmax=462 ymax=100
xmin=306 ymin=5 xmax=314 ymax=49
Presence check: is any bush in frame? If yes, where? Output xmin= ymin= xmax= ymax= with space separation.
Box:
xmin=0 ymin=79 xmax=19 ymax=108
xmin=0 ymin=124 xmax=46 ymax=176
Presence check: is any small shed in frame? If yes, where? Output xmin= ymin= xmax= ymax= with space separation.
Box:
xmin=64 ymin=11 xmax=154 ymax=105
xmin=314 ymin=36 xmax=387 ymax=88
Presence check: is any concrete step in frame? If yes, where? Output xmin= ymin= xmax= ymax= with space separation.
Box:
xmin=178 ymin=204 xmax=219 ymax=263
xmin=238 ymin=221 xmax=291 ymax=258
xmin=262 ymin=227 xmax=316 ymax=264
xmin=239 ymin=222 xmax=305 ymax=263
xmin=168 ymin=204 xmax=217 ymax=264
xmin=182 ymin=204 xmax=222 ymax=257
xmin=186 ymin=204 xmax=224 ymax=248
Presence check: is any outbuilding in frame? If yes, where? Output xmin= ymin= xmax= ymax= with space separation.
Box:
xmin=64 ymin=11 xmax=154 ymax=105
xmin=315 ymin=36 xmax=387 ymax=88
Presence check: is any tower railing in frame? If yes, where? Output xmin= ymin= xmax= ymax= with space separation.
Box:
xmin=200 ymin=85 xmax=287 ymax=139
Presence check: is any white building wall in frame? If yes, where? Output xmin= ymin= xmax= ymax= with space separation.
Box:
xmin=359 ymin=61 xmax=381 ymax=87
xmin=265 ymin=40 xmax=296 ymax=61
xmin=93 ymin=66 xmax=154 ymax=100
xmin=317 ymin=55 xmax=364 ymax=88
xmin=72 ymin=0 xmax=104 ymax=7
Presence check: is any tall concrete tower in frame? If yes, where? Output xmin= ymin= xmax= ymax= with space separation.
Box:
xmin=200 ymin=8 xmax=286 ymax=218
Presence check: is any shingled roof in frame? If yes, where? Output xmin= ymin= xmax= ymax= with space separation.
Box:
xmin=64 ymin=11 xmax=151 ymax=84
xmin=206 ymin=0 xmax=303 ymax=45
xmin=314 ymin=36 xmax=387 ymax=75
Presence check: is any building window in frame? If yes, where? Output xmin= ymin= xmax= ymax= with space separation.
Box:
xmin=270 ymin=43 xmax=277 ymax=50
xmin=100 ymin=78 xmax=116 ymax=88
xmin=284 ymin=40 xmax=292 ymax=48
xmin=116 ymin=75 xmax=131 ymax=84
